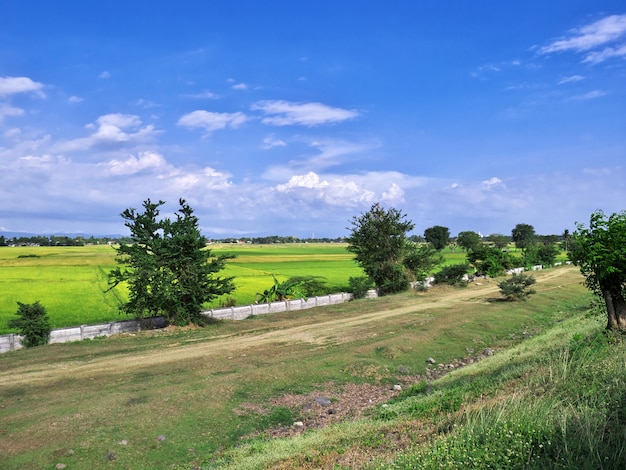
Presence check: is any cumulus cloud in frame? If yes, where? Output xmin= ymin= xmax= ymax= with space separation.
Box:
xmin=0 ymin=76 xmax=45 ymax=97
xmin=103 ymin=151 xmax=166 ymax=175
xmin=54 ymin=113 xmax=159 ymax=152
xmin=381 ymin=183 xmax=405 ymax=203
xmin=251 ymin=100 xmax=359 ymax=127
xmin=481 ymin=176 xmax=504 ymax=190
xmin=276 ymin=171 xmax=375 ymax=207
xmin=539 ymin=14 xmax=626 ymax=63
xmin=177 ymin=110 xmax=247 ymax=135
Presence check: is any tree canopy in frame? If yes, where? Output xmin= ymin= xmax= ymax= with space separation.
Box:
xmin=346 ymin=203 xmax=441 ymax=295
xmin=108 ymin=199 xmax=235 ymax=325
xmin=569 ymin=210 xmax=626 ymax=330
xmin=512 ymin=223 xmax=536 ymax=250
xmin=456 ymin=231 xmax=482 ymax=252
xmin=424 ymin=225 xmax=450 ymax=251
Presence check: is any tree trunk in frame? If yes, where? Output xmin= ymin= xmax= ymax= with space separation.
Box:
xmin=603 ymin=289 xmax=626 ymax=330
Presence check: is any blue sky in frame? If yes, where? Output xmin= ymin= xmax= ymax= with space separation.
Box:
xmin=1 ymin=1 xmax=625 ymax=238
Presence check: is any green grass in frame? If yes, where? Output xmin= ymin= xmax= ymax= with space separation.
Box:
xmin=1 ymin=266 xmax=609 ymax=469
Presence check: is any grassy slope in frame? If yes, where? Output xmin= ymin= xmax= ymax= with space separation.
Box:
xmin=2 ymin=266 xmax=617 ymax=470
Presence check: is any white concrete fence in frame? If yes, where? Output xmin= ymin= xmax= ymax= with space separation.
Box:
xmin=0 ymin=292 xmax=354 ymax=354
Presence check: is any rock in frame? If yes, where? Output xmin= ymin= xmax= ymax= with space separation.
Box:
xmin=426 ymin=357 xmax=436 ymax=364
xmin=392 ymin=384 xmax=402 ymax=391
xmin=55 ymin=464 xmax=67 ymax=470
xmin=293 ymin=421 xmax=304 ymax=427
xmin=118 ymin=440 xmax=128 ymax=445
xmin=104 ymin=452 xmax=117 ymax=461
xmin=314 ymin=396 xmax=332 ymax=407
xmin=157 ymin=435 xmax=167 ymax=442
xmin=483 ymin=348 xmax=494 ymax=356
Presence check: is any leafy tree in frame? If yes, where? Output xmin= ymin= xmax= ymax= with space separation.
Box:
xmin=512 ymin=223 xmax=536 ymax=250
xmin=498 ymin=273 xmax=536 ymax=301
xmin=285 ymin=276 xmax=329 ymax=297
xmin=487 ymin=233 xmax=510 ymax=249
xmin=569 ymin=210 xmax=626 ymax=330
xmin=108 ymin=199 xmax=235 ymax=325
xmin=456 ymin=231 xmax=482 ymax=252
xmin=8 ymin=301 xmax=51 ymax=347
xmin=348 ymin=276 xmax=374 ymax=299
xmin=347 ymin=203 xmax=441 ymax=295
xmin=467 ymin=244 xmax=515 ymax=277
xmin=523 ymin=242 xmax=560 ymax=267
xmin=434 ymin=263 xmax=471 ymax=286
xmin=424 ymin=225 xmax=450 ymax=251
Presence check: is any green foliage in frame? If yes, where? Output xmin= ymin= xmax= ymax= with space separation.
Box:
xmin=456 ymin=231 xmax=481 ymax=252
xmin=108 ymin=199 xmax=235 ymax=325
xmin=347 ymin=203 xmax=439 ymax=295
xmin=523 ymin=242 xmax=560 ymax=267
xmin=348 ymin=276 xmax=374 ymax=299
xmin=570 ymin=210 xmax=626 ymax=330
xmin=466 ymin=244 xmax=515 ymax=277
xmin=8 ymin=301 xmax=51 ymax=347
xmin=434 ymin=263 xmax=471 ymax=286
xmin=512 ymin=223 xmax=536 ymax=250
xmin=486 ymin=233 xmax=510 ymax=249
xmin=423 ymin=225 xmax=450 ymax=251
xmin=498 ymin=273 xmax=537 ymax=301
xmin=256 ymin=275 xmax=306 ymax=302
xmin=285 ymin=275 xmax=329 ymax=297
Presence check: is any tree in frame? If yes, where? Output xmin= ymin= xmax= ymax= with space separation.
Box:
xmin=108 ymin=199 xmax=235 ymax=325
xmin=467 ymin=244 xmax=515 ymax=277
xmin=498 ymin=273 xmax=536 ymax=301
xmin=569 ymin=210 xmax=626 ymax=330
xmin=347 ymin=203 xmax=441 ymax=295
xmin=8 ymin=301 xmax=51 ymax=347
xmin=456 ymin=231 xmax=482 ymax=252
xmin=512 ymin=223 xmax=536 ymax=250
xmin=424 ymin=225 xmax=450 ymax=251
xmin=487 ymin=233 xmax=510 ymax=249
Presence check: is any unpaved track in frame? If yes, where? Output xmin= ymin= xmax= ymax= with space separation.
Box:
xmin=0 ymin=268 xmax=575 ymax=387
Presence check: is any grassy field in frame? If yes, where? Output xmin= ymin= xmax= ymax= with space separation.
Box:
xmin=1 ymin=266 xmax=615 ymax=469
xmin=0 ymin=243 xmax=365 ymax=334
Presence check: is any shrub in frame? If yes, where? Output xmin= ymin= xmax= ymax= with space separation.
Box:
xmin=285 ymin=276 xmax=329 ymax=297
xmin=434 ymin=263 xmax=471 ymax=286
xmin=349 ymin=276 xmax=374 ymax=299
xmin=498 ymin=273 xmax=537 ymax=301
xmin=8 ymin=301 xmax=51 ymax=347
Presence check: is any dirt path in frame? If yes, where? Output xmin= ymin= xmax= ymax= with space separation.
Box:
xmin=0 ymin=267 xmax=578 ymax=387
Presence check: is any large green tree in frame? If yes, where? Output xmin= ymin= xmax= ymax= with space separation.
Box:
xmin=424 ymin=225 xmax=450 ymax=251
xmin=512 ymin=223 xmax=536 ymax=250
xmin=108 ymin=199 xmax=235 ymax=325
xmin=569 ymin=210 xmax=626 ymax=330
xmin=346 ymin=203 xmax=440 ymax=295
xmin=456 ymin=231 xmax=482 ymax=252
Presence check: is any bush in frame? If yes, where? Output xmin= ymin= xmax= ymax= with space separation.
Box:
xmin=285 ymin=276 xmax=329 ymax=297
xmin=434 ymin=263 xmax=471 ymax=286
xmin=498 ymin=273 xmax=537 ymax=301
xmin=349 ymin=276 xmax=374 ymax=299
xmin=8 ymin=301 xmax=51 ymax=347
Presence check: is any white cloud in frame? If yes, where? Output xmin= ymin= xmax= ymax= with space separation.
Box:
xmin=184 ymin=91 xmax=219 ymax=100
xmin=573 ymin=90 xmax=606 ymax=100
xmin=0 ymin=103 xmax=24 ymax=122
xmin=68 ymin=95 xmax=84 ymax=103
xmin=558 ymin=75 xmax=585 ymax=84
xmin=251 ymin=100 xmax=359 ymax=127
xmin=177 ymin=110 xmax=247 ymax=135
xmin=539 ymin=14 xmax=626 ymax=63
xmin=99 ymin=71 xmax=111 ymax=79
xmin=381 ymin=183 xmax=405 ymax=203
xmin=582 ymin=43 xmax=626 ymax=64
xmin=54 ymin=113 xmax=160 ymax=152
xmin=103 ymin=151 xmax=166 ymax=176
xmin=232 ymin=83 xmax=248 ymax=90
xmin=481 ymin=177 xmax=504 ymax=190
xmin=261 ymin=135 xmax=287 ymax=149
xmin=0 ymin=76 xmax=45 ymax=97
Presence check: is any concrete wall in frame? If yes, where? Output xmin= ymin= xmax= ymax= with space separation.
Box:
xmin=0 ymin=293 xmax=354 ymax=353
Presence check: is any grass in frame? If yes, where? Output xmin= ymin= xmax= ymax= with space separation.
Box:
xmin=1 ymin=266 xmax=611 ymax=469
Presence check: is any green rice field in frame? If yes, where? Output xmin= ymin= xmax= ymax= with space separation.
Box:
xmin=0 ymin=243 xmax=365 ymax=334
